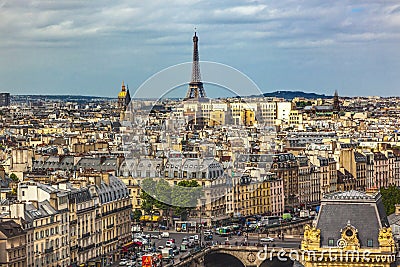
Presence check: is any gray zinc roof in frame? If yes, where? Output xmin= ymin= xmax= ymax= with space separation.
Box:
xmin=316 ymin=190 xmax=389 ymax=249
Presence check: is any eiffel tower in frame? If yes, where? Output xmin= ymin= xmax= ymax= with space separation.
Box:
xmin=185 ymin=32 xmax=207 ymax=99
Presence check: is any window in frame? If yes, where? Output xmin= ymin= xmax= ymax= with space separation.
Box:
xmin=328 ymin=238 xmax=334 ymax=246
xmin=367 ymin=239 xmax=373 ymax=247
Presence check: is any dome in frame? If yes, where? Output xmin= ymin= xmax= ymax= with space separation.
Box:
xmin=118 ymin=81 xmax=127 ymax=98
xmin=118 ymin=90 xmax=127 ymax=98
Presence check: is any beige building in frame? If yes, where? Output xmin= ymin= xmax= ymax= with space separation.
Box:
xmin=66 ymin=185 xmax=101 ymax=266
xmin=373 ymin=152 xmax=389 ymax=188
xmin=0 ymin=220 xmax=26 ymax=267
xmin=339 ymin=148 xmax=367 ymax=190
xmin=270 ymin=153 xmax=299 ymax=209
xmin=226 ymin=172 xmax=284 ymax=218
xmin=11 ymin=181 xmax=70 ymax=267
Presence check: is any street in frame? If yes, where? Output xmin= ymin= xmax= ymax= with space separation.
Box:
xmin=113 ymin=230 xmax=302 ymax=266
xmin=143 ymin=230 xmax=301 ymax=252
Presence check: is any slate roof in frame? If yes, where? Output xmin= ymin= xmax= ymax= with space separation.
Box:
xmin=388 ymin=212 xmax=400 ymax=227
xmin=316 ymin=190 xmax=389 ymax=248
xmin=354 ymin=151 xmax=367 ymax=162
xmin=24 ymin=200 xmax=58 ymax=222
xmin=96 ymin=175 xmax=129 ymax=204
xmin=68 ymin=187 xmax=92 ymax=204
xmin=0 ymin=220 xmax=25 ymax=238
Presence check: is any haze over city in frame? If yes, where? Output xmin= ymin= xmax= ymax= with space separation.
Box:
xmin=1 ymin=0 xmax=400 ymax=97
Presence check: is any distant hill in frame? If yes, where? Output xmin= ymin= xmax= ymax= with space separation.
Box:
xmin=261 ymin=91 xmax=332 ymax=100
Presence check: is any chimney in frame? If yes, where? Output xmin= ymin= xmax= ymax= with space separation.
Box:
xmin=31 ymin=200 xmax=38 ymax=209
xmin=0 ymin=166 xmax=5 ymax=180
xmin=102 ymin=172 xmax=110 ymax=185
xmin=366 ymin=187 xmax=378 ymax=195
xmin=95 ymin=175 xmax=102 ymax=187
xmin=10 ymin=202 xmax=25 ymax=219
xmin=49 ymin=192 xmax=58 ymax=210
xmin=395 ymin=204 xmax=400 ymax=216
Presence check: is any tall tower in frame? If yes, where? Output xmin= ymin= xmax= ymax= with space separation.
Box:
xmin=185 ymin=32 xmax=206 ymax=99
xmin=333 ymin=90 xmax=340 ymax=112
xmin=118 ymin=81 xmax=132 ymax=110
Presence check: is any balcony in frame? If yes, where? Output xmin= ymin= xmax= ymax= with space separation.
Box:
xmin=82 ymin=232 xmax=91 ymax=238
xmin=44 ymin=247 xmax=54 ymax=254
xmin=106 ymin=223 xmax=114 ymax=229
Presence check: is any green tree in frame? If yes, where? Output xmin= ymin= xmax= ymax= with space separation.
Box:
xmin=140 ymin=191 xmax=156 ymax=215
xmin=171 ymin=180 xmax=203 ymax=220
xmin=141 ymin=178 xmax=156 ymax=194
xmin=154 ymin=179 xmax=173 ymax=226
xmin=132 ymin=209 xmax=142 ymax=222
xmin=380 ymin=185 xmax=400 ymax=215
xmin=9 ymin=173 xmax=19 ymax=182
xmin=154 ymin=179 xmax=172 ymax=208
xmin=140 ymin=178 xmax=173 ymax=224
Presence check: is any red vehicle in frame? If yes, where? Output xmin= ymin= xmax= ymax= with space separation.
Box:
xmin=142 ymin=255 xmax=153 ymax=267
xmin=142 ymin=254 xmax=162 ymax=267
xmin=133 ymin=241 xmax=143 ymax=246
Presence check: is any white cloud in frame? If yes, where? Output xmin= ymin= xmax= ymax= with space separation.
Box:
xmin=1 ymin=0 xmax=400 ymax=96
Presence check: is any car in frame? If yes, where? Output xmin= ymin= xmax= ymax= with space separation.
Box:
xmin=157 ymin=245 xmax=165 ymax=250
xmin=173 ymin=247 xmax=180 ymax=255
xmin=159 ymin=225 xmax=168 ymax=230
xmin=203 ymin=230 xmax=212 ymax=236
xmin=182 ymin=236 xmax=189 ymax=242
xmin=189 ymin=236 xmax=195 ymax=242
xmin=119 ymin=259 xmax=128 ymax=266
xmin=166 ymin=241 xmax=173 ymax=248
xmin=161 ymin=232 xmax=170 ymax=238
xmin=150 ymin=234 xmax=159 ymax=239
xmin=204 ymin=234 xmax=213 ymax=241
xmin=260 ymin=237 xmax=275 ymax=242
xmin=132 ymin=241 xmax=142 ymax=246
xmin=133 ymin=233 xmax=142 ymax=238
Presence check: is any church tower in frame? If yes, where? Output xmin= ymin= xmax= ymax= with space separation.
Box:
xmin=332 ymin=90 xmax=340 ymax=120
xmin=333 ymin=90 xmax=340 ymax=112
xmin=118 ymin=81 xmax=131 ymax=110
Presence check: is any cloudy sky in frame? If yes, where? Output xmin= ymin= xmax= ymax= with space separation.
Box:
xmin=0 ymin=0 xmax=400 ymax=98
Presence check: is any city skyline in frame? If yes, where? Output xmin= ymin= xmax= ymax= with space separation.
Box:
xmin=1 ymin=1 xmax=400 ymax=97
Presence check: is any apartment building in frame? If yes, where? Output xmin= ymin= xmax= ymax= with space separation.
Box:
xmin=270 ymin=153 xmax=299 ymax=209
xmin=0 ymin=220 xmax=26 ymax=267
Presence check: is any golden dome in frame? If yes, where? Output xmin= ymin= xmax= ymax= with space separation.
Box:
xmin=118 ymin=91 xmax=127 ymax=98
xmin=118 ymin=81 xmax=127 ymax=98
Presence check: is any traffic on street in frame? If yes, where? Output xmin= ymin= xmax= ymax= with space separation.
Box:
xmin=117 ymin=224 xmax=302 ymax=267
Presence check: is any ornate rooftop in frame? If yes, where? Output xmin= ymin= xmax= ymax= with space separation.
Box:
xmin=324 ymin=189 xmax=379 ymax=201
